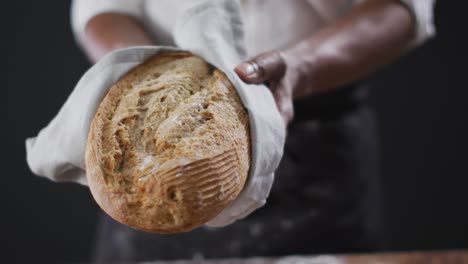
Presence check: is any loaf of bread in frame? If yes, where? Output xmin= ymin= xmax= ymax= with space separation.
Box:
xmin=85 ymin=52 xmax=250 ymax=233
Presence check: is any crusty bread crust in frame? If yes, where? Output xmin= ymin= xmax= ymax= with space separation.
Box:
xmin=85 ymin=52 xmax=250 ymax=233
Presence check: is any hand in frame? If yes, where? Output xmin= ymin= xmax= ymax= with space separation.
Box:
xmin=234 ymin=0 xmax=415 ymax=127
xmin=234 ymin=51 xmax=296 ymax=126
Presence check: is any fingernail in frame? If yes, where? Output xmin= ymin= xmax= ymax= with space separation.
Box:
xmin=237 ymin=62 xmax=257 ymax=78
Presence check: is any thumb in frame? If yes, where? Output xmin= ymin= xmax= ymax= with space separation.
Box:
xmin=234 ymin=51 xmax=286 ymax=84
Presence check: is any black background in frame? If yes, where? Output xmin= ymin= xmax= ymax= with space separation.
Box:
xmin=5 ymin=1 xmax=468 ymax=263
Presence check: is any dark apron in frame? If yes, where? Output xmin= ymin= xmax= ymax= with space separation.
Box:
xmin=92 ymin=84 xmax=384 ymax=262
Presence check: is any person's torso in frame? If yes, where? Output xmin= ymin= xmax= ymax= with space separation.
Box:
xmin=92 ymin=2 xmax=385 ymax=261
xmin=140 ymin=0 xmax=357 ymax=56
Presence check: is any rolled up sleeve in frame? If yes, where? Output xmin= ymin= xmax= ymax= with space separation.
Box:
xmin=71 ymin=0 xmax=144 ymax=45
xmin=399 ymin=0 xmax=436 ymax=47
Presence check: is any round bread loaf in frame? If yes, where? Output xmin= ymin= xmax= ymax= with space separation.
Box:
xmin=85 ymin=52 xmax=251 ymax=233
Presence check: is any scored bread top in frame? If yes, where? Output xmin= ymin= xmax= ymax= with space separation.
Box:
xmin=85 ymin=52 xmax=250 ymax=233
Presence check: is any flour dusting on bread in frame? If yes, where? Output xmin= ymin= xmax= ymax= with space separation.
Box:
xmin=85 ymin=52 xmax=250 ymax=233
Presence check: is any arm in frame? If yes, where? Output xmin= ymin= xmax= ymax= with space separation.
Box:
xmin=235 ymin=0 xmax=416 ymax=123
xmin=287 ymin=0 xmax=415 ymax=97
xmin=80 ymin=13 xmax=154 ymax=63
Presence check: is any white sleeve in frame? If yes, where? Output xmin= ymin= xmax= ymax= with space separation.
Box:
xmin=71 ymin=0 xmax=144 ymax=45
xmin=399 ymin=0 xmax=436 ymax=47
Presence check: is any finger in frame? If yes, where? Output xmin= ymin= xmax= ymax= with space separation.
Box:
xmin=282 ymin=103 xmax=294 ymax=125
xmin=281 ymin=99 xmax=294 ymax=125
xmin=234 ymin=51 xmax=286 ymax=84
xmin=273 ymin=86 xmax=294 ymax=126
